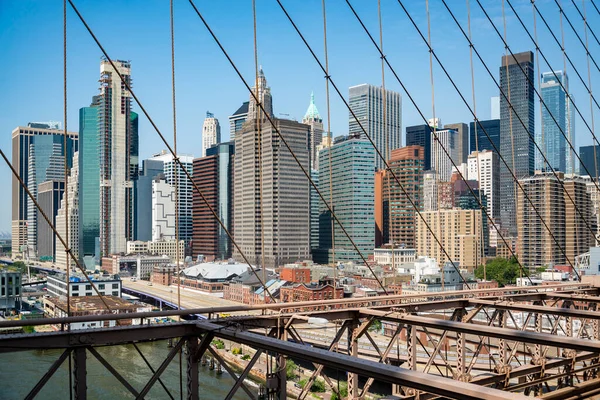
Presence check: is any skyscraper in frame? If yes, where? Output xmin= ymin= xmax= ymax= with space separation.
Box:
xmin=98 ymin=59 xmax=138 ymax=256
xmin=499 ymin=51 xmax=535 ymax=235
xmin=316 ymin=135 xmax=375 ymax=264
xmin=406 ymin=124 xmax=432 ymax=170
xmin=233 ymin=69 xmax=310 ymax=267
xmin=56 ymin=151 xmax=80 ymax=269
xmin=229 ymin=102 xmax=248 ymax=142
xmin=192 ymin=142 xmax=235 ymax=261
xmin=536 ymin=71 xmax=570 ymax=173
xmin=444 ymin=123 xmax=469 ymax=164
xmin=302 ymin=92 xmax=323 ymax=170
xmin=36 ymin=180 xmax=65 ymax=261
xmin=134 ymin=159 xmax=164 ymax=241
xmin=247 ymin=67 xmax=273 ymax=121
xmin=202 ymin=111 xmax=221 ymax=158
xmin=467 ymin=150 xmax=500 ymax=220
xmin=11 ymin=123 xmax=77 ymax=258
xmin=152 ymin=175 xmax=176 ymax=241
xmin=349 ymin=84 xmax=402 ymax=170
xmin=382 ymin=146 xmax=424 ymax=249
xmin=79 ymin=98 xmax=100 ymax=264
xmin=431 ymin=127 xmax=458 ymax=182
xmin=148 ymin=151 xmax=194 ymax=244
xmin=580 ymin=145 xmax=600 ymax=177
xmin=469 ymin=119 xmax=500 ymax=154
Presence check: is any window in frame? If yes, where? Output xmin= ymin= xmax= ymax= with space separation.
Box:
xmin=112 ymin=291 xmax=119 ymax=296
xmin=86 ymin=285 xmax=92 ymax=291
xmin=112 ymin=284 xmax=119 ymax=289
xmin=99 ymin=284 xmax=105 ymax=290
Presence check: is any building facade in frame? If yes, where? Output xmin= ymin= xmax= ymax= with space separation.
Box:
xmin=469 ymin=119 xmax=500 ymax=154
xmin=36 ymin=180 xmax=65 ymax=261
xmin=467 ymin=150 xmax=500 ymax=219
xmin=303 ymin=92 xmax=324 ymax=170
xmin=316 ymin=135 xmax=375 ymax=263
xmin=431 ymin=128 xmax=458 ymax=182
xmin=201 ymin=111 xmax=221 ymax=158
xmin=228 ymin=101 xmax=248 ymax=142
xmin=348 ymin=84 xmax=402 ymax=170
xmin=134 ymin=159 xmax=164 ymax=241
xmin=98 ymin=60 xmax=138 ymax=256
xmin=499 ymin=51 xmax=535 ymax=235
xmin=192 ymin=142 xmax=235 ymax=261
xmin=55 ymin=151 xmax=80 ymax=270
xmin=151 ymin=176 xmax=176 ymax=241
xmin=444 ymin=123 xmax=468 ymax=164
xmin=11 ymin=124 xmax=77 ymax=258
xmin=382 ymin=146 xmax=424 ymax=248
xmin=406 ymin=124 xmax=432 ymax=171
xmin=580 ymin=145 xmax=600 ymax=177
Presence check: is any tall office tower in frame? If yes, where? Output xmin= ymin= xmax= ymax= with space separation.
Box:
xmin=98 ymin=59 xmax=138 ymax=256
xmin=499 ymin=51 xmax=535 ymax=235
xmin=229 ymin=101 xmax=249 ymax=142
xmin=36 ymin=180 xmax=65 ymax=261
xmin=375 ymin=170 xmax=385 ymax=247
xmin=382 ymin=146 xmax=424 ymax=248
xmin=78 ymin=97 xmax=101 ymax=267
xmin=536 ymin=71 xmax=571 ymax=173
xmin=517 ymin=172 xmax=566 ymax=267
xmin=580 ymin=145 xmax=600 ymax=177
xmin=467 ymin=150 xmax=500 ymax=219
xmin=134 ymin=159 xmax=164 ymax=241
xmin=314 ymin=136 xmax=332 ymax=170
xmin=316 ymin=135 xmax=375 ymax=264
xmin=348 ymin=84 xmax=402 ymax=170
xmin=310 ymin=169 xmax=320 ymax=253
xmin=469 ymin=119 xmax=500 ymax=153
xmin=233 ymin=117 xmax=310 ymax=267
xmin=202 ymin=111 xmax=221 ymax=158
xmin=192 ymin=142 xmax=235 ymax=261
xmin=406 ymin=125 xmax=432 ymax=170
xmin=247 ymin=67 xmax=273 ymax=121
xmin=564 ymin=176 xmax=596 ymax=263
xmin=148 ymin=151 xmax=194 ymax=244
xmin=584 ymin=177 xmax=600 ymax=241
xmin=415 ymin=208 xmax=483 ymax=272
xmin=444 ymin=123 xmax=468 ymax=164
xmin=152 ymin=175 xmax=176 ymax=241
xmin=422 ymin=171 xmax=438 ymax=212
xmin=303 ymin=92 xmax=324 ymax=170
xmin=491 ymin=97 xmax=500 ymax=120
xmin=11 ymin=124 xmax=78 ymax=258
xmin=56 ymin=151 xmax=80 ymax=269
xmin=431 ymin=128 xmax=458 ymax=182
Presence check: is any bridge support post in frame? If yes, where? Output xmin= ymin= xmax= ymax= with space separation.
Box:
xmin=73 ymin=347 xmax=87 ymax=400
xmin=403 ymin=324 xmax=418 ymax=397
xmin=347 ymin=318 xmax=359 ymax=399
xmin=187 ymin=337 xmax=199 ymax=400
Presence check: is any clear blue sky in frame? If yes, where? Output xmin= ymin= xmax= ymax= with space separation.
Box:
xmin=1 ymin=0 xmax=599 ymax=232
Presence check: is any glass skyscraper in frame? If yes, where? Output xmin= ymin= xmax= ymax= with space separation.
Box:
xmin=316 ymin=135 xmax=375 ymax=263
xmin=536 ymin=71 xmax=571 ymax=173
xmin=469 ymin=119 xmax=500 ymax=154
xmin=349 ymin=84 xmax=402 ymax=170
xmin=499 ymin=51 xmax=535 ymax=235
xmin=580 ymin=145 xmax=600 ymax=178
xmin=406 ymin=124 xmax=432 ymax=170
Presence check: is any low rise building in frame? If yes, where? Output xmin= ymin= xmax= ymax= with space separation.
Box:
xmin=0 ymin=270 xmax=21 ymax=312
xmin=47 ymin=273 xmax=122 ymax=298
xmin=280 ymin=263 xmax=311 ymax=284
xmin=102 ymin=254 xmax=171 ymax=280
xmin=373 ymin=246 xmax=417 ymax=266
xmin=280 ymin=281 xmax=343 ymax=302
xmin=224 ymin=268 xmax=279 ymax=304
xmin=126 ymin=239 xmax=185 ymax=262
xmin=151 ymin=264 xmax=179 ymax=286
xmin=43 ymin=295 xmax=149 ymax=330
xmin=176 ymin=261 xmax=250 ymax=293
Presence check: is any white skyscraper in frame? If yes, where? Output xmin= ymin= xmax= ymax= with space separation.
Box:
xmin=302 ymin=92 xmax=323 ymax=170
xmin=55 ymin=151 xmax=80 ymax=270
xmin=148 ymin=151 xmax=194 ymax=244
xmin=431 ymin=128 xmax=458 ymax=182
xmin=152 ymin=176 xmax=176 ymax=241
xmin=349 ymin=84 xmax=402 ymax=170
xmin=467 ymin=150 xmax=500 ymax=220
xmin=202 ymin=111 xmax=221 ymax=158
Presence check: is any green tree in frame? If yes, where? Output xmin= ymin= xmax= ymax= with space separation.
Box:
xmin=12 ymin=261 xmax=27 ymax=273
xmin=474 ymin=257 xmax=520 ymax=287
xmin=286 ymin=359 xmax=298 ymax=380
xmin=330 ymin=381 xmax=348 ymax=400
xmin=368 ymin=319 xmax=382 ymax=332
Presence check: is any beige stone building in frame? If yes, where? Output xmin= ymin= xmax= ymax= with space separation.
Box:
xmin=415 ymin=209 xmax=483 ymax=271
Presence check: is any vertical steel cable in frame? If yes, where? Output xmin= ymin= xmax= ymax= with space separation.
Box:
xmin=321 ymin=0 xmax=336 ymax=291
xmin=168 ymin=1 xmax=183 ymax=398
xmin=533 ymin=1 xmax=545 ymax=172
xmin=378 ymin=0 xmax=393 ymax=282
xmin=467 ymin=0 xmax=485 ymax=280
xmin=559 ymin=0 xmax=574 ymax=175
xmin=502 ymin=0 xmax=518 ymax=245
xmin=581 ymin=0 xmax=599 ymax=183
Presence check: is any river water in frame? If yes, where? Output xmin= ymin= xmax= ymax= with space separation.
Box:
xmin=0 ymin=340 xmax=255 ymax=399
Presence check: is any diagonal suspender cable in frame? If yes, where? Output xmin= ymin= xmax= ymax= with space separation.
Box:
xmin=66 ymin=0 xmax=276 ymax=304
xmin=343 ymin=0 xmax=537 ymax=286
xmin=508 ymin=0 xmax=600 ymax=198
xmin=442 ymin=0 xmax=582 ymax=279
xmin=63 ymin=0 xmax=70 ymax=321
xmin=557 ymin=0 xmax=600 ymax=73
xmin=571 ymin=0 xmax=600 ymax=48
xmin=274 ymin=0 xmax=476 ymax=290
xmin=321 ymin=0 xmax=336 ymax=291
xmin=187 ymin=0 xmax=389 ymax=294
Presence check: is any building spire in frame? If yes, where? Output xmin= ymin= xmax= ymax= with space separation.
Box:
xmin=304 ymin=91 xmax=321 ymax=121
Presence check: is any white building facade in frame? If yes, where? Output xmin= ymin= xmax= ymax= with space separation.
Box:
xmin=55 ymin=152 xmax=80 ymax=270
xmin=201 ymin=111 xmax=221 ymax=158
xmin=152 ymin=177 xmax=176 ymax=241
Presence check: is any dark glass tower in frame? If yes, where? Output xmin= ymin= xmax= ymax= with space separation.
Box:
xmin=499 ymin=51 xmax=535 ymax=235
xmin=469 ymin=119 xmax=500 ymax=154
xmin=406 ymin=124 xmax=432 ymax=170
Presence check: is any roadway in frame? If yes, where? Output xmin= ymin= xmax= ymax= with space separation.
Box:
xmin=122 ymin=280 xmax=259 ymax=315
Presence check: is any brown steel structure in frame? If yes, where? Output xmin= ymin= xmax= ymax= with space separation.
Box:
xmin=6 ymin=283 xmax=600 ymax=399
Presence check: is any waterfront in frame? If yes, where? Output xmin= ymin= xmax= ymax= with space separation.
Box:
xmin=0 ymin=340 xmax=255 ymax=399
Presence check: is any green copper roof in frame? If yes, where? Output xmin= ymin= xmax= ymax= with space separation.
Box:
xmin=304 ymin=91 xmax=321 ymax=120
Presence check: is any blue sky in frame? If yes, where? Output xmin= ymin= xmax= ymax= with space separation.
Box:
xmin=1 ymin=0 xmax=599 ymax=232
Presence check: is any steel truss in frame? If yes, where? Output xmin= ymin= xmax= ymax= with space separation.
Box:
xmin=4 ymin=285 xmax=600 ymax=399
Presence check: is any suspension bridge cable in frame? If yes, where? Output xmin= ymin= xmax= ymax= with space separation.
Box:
xmin=556 ymin=0 xmax=600 ymax=74
xmin=66 ymin=0 xmax=277 ymax=304
xmin=321 ymin=0 xmax=336 ymax=291
xmin=275 ymin=0 xmax=476 ymax=291
xmin=63 ymin=0 xmax=70 ymax=321
xmin=570 ymin=0 xmax=600 ymax=48
xmin=343 ymin=0 xmax=537 ymax=286
xmin=187 ymin=0 xmax=390 ymax=294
